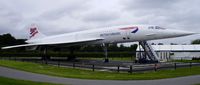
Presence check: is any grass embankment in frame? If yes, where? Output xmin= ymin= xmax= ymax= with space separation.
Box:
xmin=0 ymin=60 xmax=200 ymax=80
xmin=0 ymin=76 xmax=61 ymax=85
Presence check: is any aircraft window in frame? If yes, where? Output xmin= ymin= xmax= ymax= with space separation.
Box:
xmin=123 ymin=37 xmax=126 ymax=40
xmin=148 ymin=26 xmax=154 ymax=29
xmin=148 ymin=26 xmax=166 ymax=30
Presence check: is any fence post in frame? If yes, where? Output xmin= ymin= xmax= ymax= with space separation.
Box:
xmin=58 ymin=61 xmax=60 ymax=67
xmin=174 ymin=63 xmax=176 ymax=70
xmin=117 ymin=65 xmax=120 ymax=72
xmin=92 ymin=64 xmax=95 ymax=71
xmin=129 ymin=65 xmax=132 ymax=74
xmin=190 ymin=62 xmax=192 ymax=68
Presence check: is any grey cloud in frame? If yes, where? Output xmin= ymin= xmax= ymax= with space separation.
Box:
xmin=82 ymin=11 xmax=120 ymax=23
xmin=122 ymin=0 xmax=200 ymax=27
xmin=0 ymin=2 xmax=23 ymax=36
xmin=123 ymin=0 xmax=178 ymax=10
xmin=36 ymin=0 xmax=90 ymax=21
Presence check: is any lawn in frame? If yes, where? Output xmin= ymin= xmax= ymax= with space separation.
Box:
xmin=0 ymin=60 xmax=200 ymax=80
xmin=0 ymin=76 xmax=61 ymax=85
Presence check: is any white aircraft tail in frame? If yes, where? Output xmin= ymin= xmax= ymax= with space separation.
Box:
xmin=28 ymin=24 xmax=46 ymax=40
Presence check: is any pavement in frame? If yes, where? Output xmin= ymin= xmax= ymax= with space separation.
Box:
xmin=0 ymin=66 xmax=200 ymax=85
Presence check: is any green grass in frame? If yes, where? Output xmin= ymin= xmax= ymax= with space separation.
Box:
xmin=0 ymin=60 xmax=200 ymax=80
xmin=0 ymin=76 xmax=61 ymax=85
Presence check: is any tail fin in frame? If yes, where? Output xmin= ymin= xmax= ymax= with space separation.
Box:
xmin=29 ymin=24 xmax=46 ymax=40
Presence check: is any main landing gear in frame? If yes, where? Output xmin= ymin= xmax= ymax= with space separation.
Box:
xmin=102 ymin=43 xmax=109 ymax=63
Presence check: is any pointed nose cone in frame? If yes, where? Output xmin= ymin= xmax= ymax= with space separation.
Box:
xmin=152 ymin=26 xmax=197 ymax=40
xmin=161 ymin=29 xmax=197 ymax=39
xmin=173 ymin=30 xmax=197 ymax=37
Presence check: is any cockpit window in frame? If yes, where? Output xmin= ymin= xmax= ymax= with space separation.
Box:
xmin=148 ymin=26 xmax=154 ymax=29
xmin=148 ymin=26 xmax=166 ymax=30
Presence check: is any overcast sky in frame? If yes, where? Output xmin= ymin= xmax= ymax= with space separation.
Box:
xmin=0 ymin=0 xmax=200 ymax=44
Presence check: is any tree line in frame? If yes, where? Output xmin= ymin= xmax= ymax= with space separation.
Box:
xmin=0 ymin=33 xmax=138 ymax=52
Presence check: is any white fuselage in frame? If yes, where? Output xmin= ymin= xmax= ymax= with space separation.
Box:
xmin=26 ymin=25 xmax=195 ymax=45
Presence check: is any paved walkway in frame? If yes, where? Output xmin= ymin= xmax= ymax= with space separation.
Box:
xmin=0 ymin=66 xmax=200 ymax=85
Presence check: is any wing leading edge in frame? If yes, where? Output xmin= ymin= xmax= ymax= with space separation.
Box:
xmin=1 ymin=38 xmax=104 ymax=49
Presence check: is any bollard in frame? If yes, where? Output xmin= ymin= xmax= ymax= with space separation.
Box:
xmin=117 ymin=65 xmax=120 ymax=72
xmin=174 ymin=63 xmax=177 ymax=70
xmin=129 ymin=65 xmax=132 ymax=74
xmin=73 ymin=62 xmax=75 ymax=68
xmin=58 ymin=61 xmax=60 ymax=67
xmin=92 ymin=64 xmax=95 ymax=71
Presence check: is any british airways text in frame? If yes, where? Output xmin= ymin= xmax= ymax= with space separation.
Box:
xmin=100 ymin=32 xmax=121 ymax=37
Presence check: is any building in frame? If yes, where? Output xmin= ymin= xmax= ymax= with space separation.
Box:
xmin=136 ymin=45 xmax=200 ymax=61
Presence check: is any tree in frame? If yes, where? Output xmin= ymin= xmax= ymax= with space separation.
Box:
xmin=0 ymin=33 xmax=16 ymax=47
xmin=0 ymin=33 xmax=27 ymax=51
xmin=108 ymin=44 xmax=118 ymax=51
xmin=191 ymin=39 xmax=200 ymax=44
xmin=130 ymin=44 xmax=138 ymax=51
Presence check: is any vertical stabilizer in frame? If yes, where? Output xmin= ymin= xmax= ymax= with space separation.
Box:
xmin=28 ymin=24 xmax=46 ymax=40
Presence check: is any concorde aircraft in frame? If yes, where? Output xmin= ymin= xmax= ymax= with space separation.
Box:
xmin=1 ymin=24 xmax=196 ymax=62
